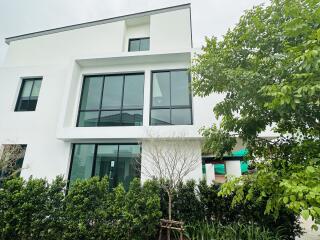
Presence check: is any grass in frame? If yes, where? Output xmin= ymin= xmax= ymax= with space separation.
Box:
xmin=181 ymin=221 xmax=285 ymax=240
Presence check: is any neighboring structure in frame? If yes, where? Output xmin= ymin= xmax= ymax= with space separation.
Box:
xmin=0 ymin=4 xmax=255 ymax=186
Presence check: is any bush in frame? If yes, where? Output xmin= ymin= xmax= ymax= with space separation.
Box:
xmin=0 ymin=177 xmax=161 ymax=240
xmin=159 ymin=179 xmax=301 ymax=239
xmin=0 ymin=177 xmax=301 ymax=239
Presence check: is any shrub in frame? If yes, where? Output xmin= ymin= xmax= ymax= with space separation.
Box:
xmin=185 ymin=222 xmax=285 ymax=240
xmin=0 ymin=176 xmax=65 ymax=240
xmin=0 ymin=176 xmax=301 ymax=240
xmin=0 ymin=177 xmax=161 ymax=240
xmin=159 ymin=179 xmax=301 ymax=239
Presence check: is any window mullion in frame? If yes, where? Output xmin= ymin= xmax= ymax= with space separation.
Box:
xmin=91 ymin=144 xmax=98 ymax=177
xmin=97 ymin=77 xmax=105 ymax=126
xmin=169 ymin=71 xmax=172 ymax=124
xmin=28 ymin=80 xmax=35 ymax=110
xmin=113 ymin=144 xmax=120 ymax=188
xmin=120 ymin=75 xmax=125 ymax=125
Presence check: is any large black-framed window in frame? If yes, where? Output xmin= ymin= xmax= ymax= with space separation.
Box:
xmin=68 ymin=143 xmax=141 ymax=190
xmin=77 ymin=73 xmax=144 ymax=127
xmin=15 ymin=78 xmax=42 ymax=111
xmin=150 ymin=69 xmax=192 ymax=125
xmin=128 ymin=37 xmax=150 ymax=52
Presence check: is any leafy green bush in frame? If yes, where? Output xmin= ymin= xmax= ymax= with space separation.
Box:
xmin=159 ymin=179 xmax=301 ymax=239
xmin=185 ymin=222 xmax=284 ymax=240
xmin=0 ymin=176 xmax=301 ymax=239
xmin=0 ymin=177 xmax=161 ymax=240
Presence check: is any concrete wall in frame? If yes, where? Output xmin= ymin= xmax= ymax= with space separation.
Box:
xmin=150 ymin=8 xmax=191 ymax=51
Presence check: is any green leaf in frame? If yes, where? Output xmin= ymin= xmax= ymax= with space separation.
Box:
xmin=301 ymin=210 xmax=310 ymax=220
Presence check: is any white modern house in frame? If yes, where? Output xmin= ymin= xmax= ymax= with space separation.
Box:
xmin=0 ymin=4 xmax=247 ymax=187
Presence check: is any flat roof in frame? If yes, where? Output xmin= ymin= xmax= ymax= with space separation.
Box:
xmin=5 ymin=3 xmax=190 ymax=45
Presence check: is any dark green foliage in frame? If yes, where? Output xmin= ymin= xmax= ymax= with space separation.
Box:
xmin=159 ymin=180 xmax=301 ymax=239
xmin=191 ymin=0 xmax=320 ymax=227
xmin=0 ymin=176 xmax=300 ymax=239
xmin=0 ymin=176 xmax=65 ymax=240
xmin=0 ymin=177 xmax=161 ymax=240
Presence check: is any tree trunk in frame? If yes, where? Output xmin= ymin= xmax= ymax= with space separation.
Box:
xmin=168 ymin=192 xmax=172 ymax=220
xmin=167 ymin=192 xmax=172 ymax=240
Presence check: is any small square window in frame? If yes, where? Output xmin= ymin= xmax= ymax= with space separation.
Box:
xmin=15 ymin=78 xmax=42 ymax=111
xmin=128 ymin=38 xmax=150 ymax=52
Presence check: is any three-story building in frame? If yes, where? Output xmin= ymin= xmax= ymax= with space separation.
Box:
xmin=0 ymin=4 xmax=247 ymax=186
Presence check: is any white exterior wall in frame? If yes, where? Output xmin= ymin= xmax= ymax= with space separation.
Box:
xmin=3 ymin=21 xmax=126 ymax=66
xmin=0 ymin=6 xmax=208 ymax=182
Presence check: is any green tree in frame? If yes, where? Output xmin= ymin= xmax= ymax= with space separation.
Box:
xmin=191 ymin=0 xmax=320 ymax=229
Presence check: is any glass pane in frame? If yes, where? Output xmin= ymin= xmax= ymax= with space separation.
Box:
xmin=140 ymin=38 xmax=150 ymax=51
xmin=152 ymin=72 xmax=170 ymax=107
xmin=28 ymin=97 xmax=38 ymax=111
xmin=123 ymin=74 xmax=144 ymax=109
xmin=102 ymin=75 xmax=123 ymax=109
xmin=129 ymin=39 xmax=140 ymax=52
xmin=80 ymin=76 xmax=103 ymax=110
xmin=70 ymin=144 xmax=95 ymax=182
xmin=21 ymin=80 xmax=33 ymax=97
xmin=17 ymin=97 xmax=30 ymax=111
xmin=31 ymin=80 xmax=42 ymax=97
xmin=116 ymin=145 xmax=140 ymax=190
xmin=171 ymin=71 xmax=190 ymax=106
xmin=150 ymin=109 xmax=170 ymax=125
xmin=78 ymin=111 xmax=99 ymax=127
xmin=122 ymin=110 xmax=143 ymax=126
xmin=94 ymin=145 xmax=118 ymax=188
xmin=172 ymin=108 xmax=192 ymax=125
xmin=99 ymin=111 xmax=121 ymax=126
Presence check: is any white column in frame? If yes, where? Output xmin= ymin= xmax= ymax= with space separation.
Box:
xmin=205 ymin=163 xmax=215 ymax=185
xmin=225 ymin=160 xmax=242 ymax=177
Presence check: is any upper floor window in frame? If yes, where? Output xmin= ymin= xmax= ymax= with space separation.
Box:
xmin=77 ymin=73 xmax=144 ymax=127
xmin=150 ymin=70 xmax=192 ymax=125
xmin=128 ymin=38 xmax=150 ymax=52
xmin=15 ymin=78 xmax=42 ymax=111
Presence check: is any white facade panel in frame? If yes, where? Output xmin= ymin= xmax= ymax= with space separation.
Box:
xmin=4 ymin=21 xmax=126 ymax=66
xmin=150 ymin=8 xmax=192 ymax=51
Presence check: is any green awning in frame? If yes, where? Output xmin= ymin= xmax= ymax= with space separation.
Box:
xmin=214 ymin=149 xmax=248 ymax=175
xmin=214 ymin=161 xmax=248 ymax=175
xmin=231 ymin=149 xmax=248 ymax=157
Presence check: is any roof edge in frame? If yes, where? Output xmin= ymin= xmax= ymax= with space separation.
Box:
xmin=5 ymin=3 xmax=190 ymax=45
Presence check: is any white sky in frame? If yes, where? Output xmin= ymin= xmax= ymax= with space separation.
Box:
xmin=0 ymin=0 xmax=267 ymax=64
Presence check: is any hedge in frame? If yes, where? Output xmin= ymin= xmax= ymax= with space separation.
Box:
xmin=0 ymin=177 xmax=301 ymax=239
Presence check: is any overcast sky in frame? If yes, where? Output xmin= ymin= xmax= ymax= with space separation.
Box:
xmin=0 ymin=0 xmax=267 ymax=64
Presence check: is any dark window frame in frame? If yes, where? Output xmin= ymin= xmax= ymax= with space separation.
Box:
xmin=128 ymin=37 xmax=150 ymax=52
xmin=77 ymin=72 xmax=145 ymax=127
xmin=68 ymin=143 xmax=141 ymax=189
xmin=149 ymin=69 xmax=193 ymax=125
xmin=15 ymin=78 xmax=42 ymax=112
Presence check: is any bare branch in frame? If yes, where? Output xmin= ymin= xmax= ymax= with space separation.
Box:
xmin=138 ymin=130 xmax=201 ymax=220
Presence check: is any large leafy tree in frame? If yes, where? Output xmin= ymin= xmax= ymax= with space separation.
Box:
xmin=191 ymin=0 xmax=320 ymax=228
